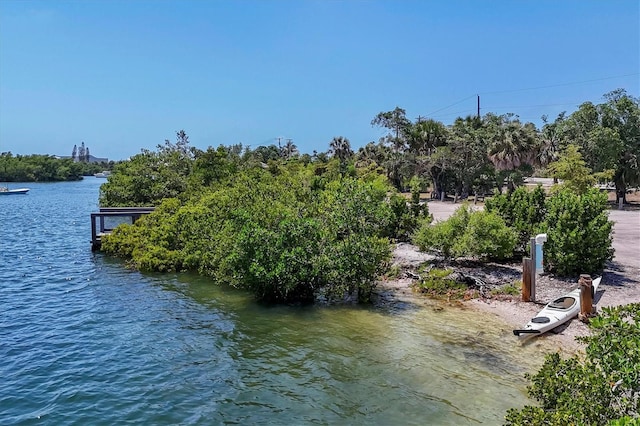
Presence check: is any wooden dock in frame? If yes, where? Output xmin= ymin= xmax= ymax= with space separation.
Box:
xmin=91 ymin=207 xmax=155 ymax=251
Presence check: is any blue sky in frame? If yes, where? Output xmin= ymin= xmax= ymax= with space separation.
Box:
xmin=1 ymin=0 xmax=638 ymax=161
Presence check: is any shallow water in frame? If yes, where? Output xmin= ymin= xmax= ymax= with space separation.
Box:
xmin=0 ymin=179 xmax=546 ymax=424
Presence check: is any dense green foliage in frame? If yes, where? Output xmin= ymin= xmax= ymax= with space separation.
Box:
xmin=505 ymin=303 xmax=640 ymax=425
xmin=547 ymin=143 xmax=597 ymax=195
xmin=101 ymin=160 xmax=404 ymax=303
xmin=541 ymin=188 xmax=614 ymax=276
xmin=361 ymin=89 xmax=638 ymax=205
xmin=554 ymin=89 xmax=640 ymax=203
xmin=0 ymin=152 xmax=109 ymax=181
xmin=413 ymin=205 xmax=516 ymax=261
xmin=99 ymin=132 xmax=205 ymax=206
xmin=485 ymin=185 xmax=547 ymax=252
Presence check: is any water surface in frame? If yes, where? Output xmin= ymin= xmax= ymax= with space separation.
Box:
xmin=1 ymin=179 xmax=546 ymax=424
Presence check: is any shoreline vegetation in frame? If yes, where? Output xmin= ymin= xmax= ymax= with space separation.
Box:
xmin=58 ymin=89 xmax=640 ymax=423
xmin=0 ymin=152 xmax=115 ymax=182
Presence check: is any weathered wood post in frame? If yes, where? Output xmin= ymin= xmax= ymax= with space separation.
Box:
xmin=578 ymin=274 xmax=594 ymax=322
xmin=522 ymin=257 xmax=532 ymax=302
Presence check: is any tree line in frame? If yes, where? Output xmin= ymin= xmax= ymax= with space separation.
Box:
xmin=0 ymin=152 xmax=114 ymax=182
xmin=361 ymin=88 xmax=638 ymax=204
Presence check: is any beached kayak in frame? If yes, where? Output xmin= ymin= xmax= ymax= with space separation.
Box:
xmin=513 ymin=276 xmax=601 ymax=339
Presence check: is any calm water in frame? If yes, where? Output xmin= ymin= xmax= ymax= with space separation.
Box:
xmin=1 ymin=179 xmax=546 ymax=425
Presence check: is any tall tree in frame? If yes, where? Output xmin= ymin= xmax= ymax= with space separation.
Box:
xmin=539 ymin=112 xmax=567 ymax=183
xmin=485 ymin=113 xmax=540 ymax=192
xmin=329 ymin=136 xmax=353 ymax=174
xmin=71 ymin=144 xmax=77 ymax=162
xmin=372 ymin=108 xmax=411 ymax=188
xmin=78 ymin=142 xmax=86 ymax=163
xmin=371 ymin=107 xmax=411 ymax=151
xmin=281 ymin=140 xmax=299 ymax=160
xmin=448 ymin=115 xmax=492 ymax=199
xmin=560 ymin=89 xmax=640 ymax=204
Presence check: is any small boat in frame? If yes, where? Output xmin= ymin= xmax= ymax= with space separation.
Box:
xmin=94 ymin=171 xmax=111 ymax=178
xmin=0 ymin=186 xmax=30 ymax=195
xmin=513 ymin=276 xmax=601 ymax=339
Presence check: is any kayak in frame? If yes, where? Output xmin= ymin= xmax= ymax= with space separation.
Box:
xmin=513 ymin=276 xmax=601 ymax=340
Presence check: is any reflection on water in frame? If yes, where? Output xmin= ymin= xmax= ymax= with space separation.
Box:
xmin=0 ymin=180 xmax=555 ymax=425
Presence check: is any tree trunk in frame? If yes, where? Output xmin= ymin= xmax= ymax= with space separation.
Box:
xmin=461 ymin=182 xmax=470 ymax=200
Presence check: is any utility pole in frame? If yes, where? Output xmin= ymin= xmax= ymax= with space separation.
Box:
xmin=276 ymin=137 xmax=282 ymax=149
xmin=416 ymin=115 xmax=424 ymax=123
xmin=477 ymin=95 xmax=480 ymax=119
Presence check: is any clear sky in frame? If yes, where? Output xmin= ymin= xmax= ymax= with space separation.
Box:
xmin=1 ymin=0 xmax=638 ymax=161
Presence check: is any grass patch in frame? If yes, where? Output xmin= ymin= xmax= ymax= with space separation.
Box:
xmin=491 ymin=280 xmax=521 ymax=297
xmin=412 ymin=268 xmax=469 ymax=299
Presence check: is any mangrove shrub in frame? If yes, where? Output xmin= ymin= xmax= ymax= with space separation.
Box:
xmin=541 ymin=187 xmax=613 ymax=276
xmin=484 ymin=185 xmax=546 ymax=252
xmin=505 ymin=303 xmax=640 ymax=425
xmin=102 ymin=169 xmax=393 ymax=304
xmin=413 ymin=205 xmax=516 ymax=261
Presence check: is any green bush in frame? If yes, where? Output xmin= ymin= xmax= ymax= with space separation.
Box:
xmin=540 ymin=187 xmax=614 ymax=276
xmin=413 ymin=205 xmax=516 ymax=261
xmin=102 ymin=168 xmax=393 ymax=304
xmin=454 ymin=210 xmax=517 ymax=261
xmin=413 ymin=205 xmax=470 ymax=258
xmin=485 ymin=185 xmax=546 ymax=252
xmin=505 ymin=303 xmax=640 ymax=425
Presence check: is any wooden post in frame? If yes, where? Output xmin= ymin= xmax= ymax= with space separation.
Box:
xmin=522 ymin=257 xmax=532 ymax=302
xmin=578 ymin=274 xmax=594 ymax=322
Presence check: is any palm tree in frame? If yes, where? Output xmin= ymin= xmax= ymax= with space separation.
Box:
xmin=329 ymin=136 xmax=353 ymax=163
xmin=281 ymin=140 xmax=299 ymax=160
xmin=486 ymin=114 xmax=539 ymax=171
xmin=485 ymin=113 xmax=540 ymax=192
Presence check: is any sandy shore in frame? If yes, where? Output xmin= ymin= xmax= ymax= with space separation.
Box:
xmin=375 ymin=200 xmax=640 ymax=354
xmin=375 ymin=243 xmax=640 ymax=354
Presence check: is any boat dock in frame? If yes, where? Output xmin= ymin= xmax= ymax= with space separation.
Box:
xmin=90 ymin=207 xmax=155 ymax=251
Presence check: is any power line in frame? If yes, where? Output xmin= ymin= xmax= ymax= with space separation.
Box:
xmin=425 ymin=95 xmax=476 ymax=116
xmin=423 ymin=72 xmax=638 ymax=119
xmin=430 ymin=109 xmax=476 ymax=119
xmin=479 ymin=73 xmax=639 ymax=95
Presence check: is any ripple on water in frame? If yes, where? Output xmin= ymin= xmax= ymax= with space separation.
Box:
xmin=1 ymin=180 xmax=540 ymax=425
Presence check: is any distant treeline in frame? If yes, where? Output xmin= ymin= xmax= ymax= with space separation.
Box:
xmin=0 ymin=152 xmax=115 ymax=182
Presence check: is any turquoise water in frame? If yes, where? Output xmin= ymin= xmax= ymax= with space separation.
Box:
xmin=1 ymin=179 xmax=542 ymax=424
